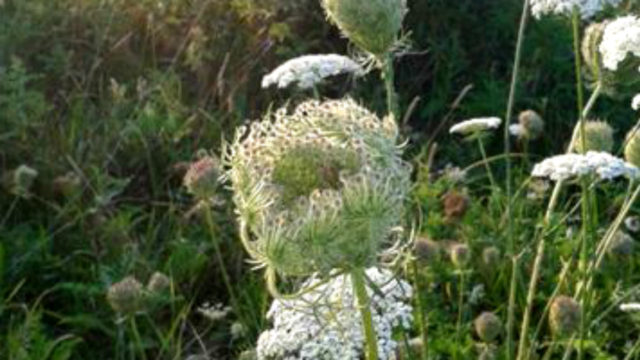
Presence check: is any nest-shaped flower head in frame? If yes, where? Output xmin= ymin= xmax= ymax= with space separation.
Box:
xmin=225 ymin=99 xmax=411 ymax=277
xmin=572 ymin=120 xmax=614 ymax=153
xmin=321 ymin=0 xmax=407 ymax=57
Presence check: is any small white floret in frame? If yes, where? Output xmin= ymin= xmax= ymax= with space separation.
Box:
xmin=261 ymin=54 xmax=365 ymax=89
xmin=621 ymin=303 xmax=640 ymax=312
xmin=632 ymin=94 xmax=640 ymax=111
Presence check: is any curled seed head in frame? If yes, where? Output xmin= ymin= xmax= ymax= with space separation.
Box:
xmin=107 ymin=276 xmax=144 ymax=314
xmin=517 ymin=110 xmax=545 ymax=140
xmin=625 ymin=128 xmax=640 ymax=168
xmin=413 ymin=237 xmax=441 ymax=263
xmin=549 ymin=296 xmax=582 ymax=337
xmin=474 ymin=312 xmax=502 ymax=343
xmin=4 ymin=164 xmax=38 ymax=198
xmin=482 ymin=246 xmax=501 ymax=267
xmin=147 ymin=272 xmax=172 ymax=294
xmin=183 ymin=156 xmax=220 ymax=200
xmin=442 ymin=190 xmax=470 ymax=221
xmin=572 ymin=120 xmax=614 ymax=153
xmin=450 ymin=243 xmax=471 ymax=268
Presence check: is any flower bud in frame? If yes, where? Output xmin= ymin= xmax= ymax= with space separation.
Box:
xmin=52 ymin=172 xmax=82 ymax=199
xmin=450 ymin=243 xmax=471 ymax=268
xmin=549 ymin=296 xmax=581 ymax=337
xmin=321 ymin=0 xmax=407 ymax=56
xmin=147 ymin=272 xmax=171 ymax=294
xmin=107 ymin=276 xmax=144 ymax=314
xmin=3 ymin=164 xmax=38 ymax=198
xmin=183 ymin=156 xmax=220 ymax=200
xmin=482 ymin=247 xmax=501 ymax=267
xmin=517 ymin=110 xmax=545 ymax=140
xmin=572 ymin=120 xmax=614 ymax=153
xmin=442 ymin=190 xmax=470 ymax=222
xmin=625 ymin=128 xmax=640 ymax=167
xmin=474 ymin=312 xmax=502 ymax=342
xmin=413 ymin=237 xmax=441 ymax=263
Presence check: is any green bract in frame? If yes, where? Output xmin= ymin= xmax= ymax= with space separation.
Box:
xmin=321 ymin=0 xmax=407 ymax=57
xmin=625 ymin=128 xmax=640 ymax=167
xmin=572 ymin=120 xmax=614 ymax=153
xmin=225 ymin=99 xmax=411 ymax=276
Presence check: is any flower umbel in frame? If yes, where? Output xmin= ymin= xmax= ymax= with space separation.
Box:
xmin=530 ymin=0 xmax=622 ymax=20
xmin=531 ymin=151 xmax=640 ymax=181
xmin=261 ymin=54 xmax=365 ymax=90
xmin=599 ymin=16 xmax=640 ymax=72
xmin=224 ymin=99 xmax=411 ymax=276
xmin=449 ymin=117 xmax=502 ymax=136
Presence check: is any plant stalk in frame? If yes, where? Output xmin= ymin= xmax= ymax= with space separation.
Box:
xmin=352 ymin=268 xmax=379 ymax=360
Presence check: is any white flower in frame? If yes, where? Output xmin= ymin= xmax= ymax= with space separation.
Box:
xmin=621 ymin=303 xmax=640 ymax=312
xmin=509 ymin=124 xmax=525 ymax=137
xmin=449 ymin=117 xmax=502 ymax=135
xmin=197 ymin=302 xmax=232 ymax=322
xmin=256 ymin=267 xmax=413 ymax=360
xmin=531 ymin=151 xmax=640 ymax=181
xmin=530 ymin=0 xmax=622 ymax=20
xmin=261 ymin=54 xmax=365 ymax=89
xmin=632 ymin=94 xmax=640 ymax=111
xmin=599 ymin=16 xmax=640 ymax=71
xmin=625 ymin=216 xmax=640 ymax=233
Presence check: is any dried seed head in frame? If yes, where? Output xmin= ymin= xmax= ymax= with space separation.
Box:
xmin=549 ymin=296 xmax=582 ymax=337
xmin=442 ymin=190 xmax=470 ymax=221
xmin=3 ymin=164 xmax=38 ymax=198
xmin=450 ymin=243 xmax=471 ymax=268
xmin=517 ymin=110 xmax=545 ymax=140
xmin=608 ymin=230 xmax=635 ymax=257
xmin=413 ymin=237 xmax=441 ymax=263
xmin=107 ymin=276 xmax=144 ymax=314
xmin=321 ymin=0 xmax=407 ymax=57
xmin=183 ymin=156 xmax=220 ymax=200
xmin=474 ymin=312 xmax=502 ymax=343
xmin=625 ymin=128 xmax=640 ymax=168
xmin=147 ymin=272 xmax=171 ymax=294
xmin=52 ymin=172 xmax=82 ymax=199
xmin=572 ymin=120 xmax=614 ymax=153
xmin=582 ymin=21 xmax=607 ymax=77
xmin=482 ymin=246 xmax=501 ymax=267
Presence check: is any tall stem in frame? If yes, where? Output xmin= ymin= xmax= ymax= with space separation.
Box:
xmin=477 ymin=136 xmax=497 ymax=190
xmin=455 ymin=270 xmax=466 ymax=360
xmin=412 ymin=261 xmax=429 ymax=360
xmin=504 ymin=0 xmax=530 ymax=255
xmin=506 ymin=255 xmax=520 ymax=360
xmin=382 ymin=53 xmax=400 ymax=122
xmin=352 ymin=268 xmax=379 ymax=360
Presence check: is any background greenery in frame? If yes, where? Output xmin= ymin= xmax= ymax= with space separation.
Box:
xmin=1 ymin=0 xmax=639 ymax=359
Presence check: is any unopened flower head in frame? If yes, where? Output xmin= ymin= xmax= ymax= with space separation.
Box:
xmin=549 ymin=296 xmax=581 ymax=336
xmin=197 ymin=302 xmax=232 ymax=322
xmin=531 ymin=151 xmax=640 ymax=181
xmin=147 ymin=272 xmax=171 ymax=294
xmin=516 ymin=110 xmax=545 ymax=140
xmin=52 ymin=172 xmax=82 ymax=199
xmin=530 ymin=0 xmax=622 ymax=20
xmin=600 ymin=16 xmax=640 ymax=72
xmin=450 ymin=117 xmax=501 ymax=136
xmin=413 ymin=237 xmax=441 ymax=263
xmin=625 ymin=216 xmax=640 ymax=233
xmin=107 ymin=276 xmax=144 ymax=314
xmin=624 ymin=128 xmax=640 ymax=168
xmin=474 ymin=312 xmax=502 ymax=343
xmin=321 ymin=0 xmax=407 ymax=57
xmin=482 ymin=246 xmax=501 ymax=267
xmin=261 ymin=54 xmax=365 ymax=90
xmin=450 ymin=243 xmax=471 ymax=268
xmin=225 ymin=99 xmax=411 ymax=276
xmin=183 ymin=155 xmax=220 ymax=200
xmin=572 ymin=120 xmax=614 ymax=153
xmin=256 ymin=267 xmax=413 ymax=360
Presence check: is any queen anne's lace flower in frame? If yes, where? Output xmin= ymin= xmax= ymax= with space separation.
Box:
xmin=450 ymin=117 xmax=502 ymax=135
xmin=256 ymin=267 xmax=413 ymax=360
xmin=261 ymin=54 xmax=365 ymax=89
xmin=509 ymin=124 xmax=525 ymax=137
xmin=224 ymin=99 xmax=411 ymax=276
xmin=599 ymin=16 xmax=640 ymax=71
xmin=632 ymin=94 xmax=640 ymax=111
xmin=531 ymin=151 xmax=640 ymax=181
xmin=530 ymin=0 xmax=622 ymax=20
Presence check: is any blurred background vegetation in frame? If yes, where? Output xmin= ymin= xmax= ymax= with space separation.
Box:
xmin=1 ymin=0 xmax=638 ymax=358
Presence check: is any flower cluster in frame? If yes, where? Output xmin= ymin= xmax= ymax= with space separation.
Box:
xmin=531 ymin=151 xmax=640 ymax=181
xmin=450 ymin=117 xmax=502 ymax=136
xmin=530 ymin=0 xmax=622 ymax=20
xmin=256 ymin=267 xmax=413 ymax=360
xmin=224 ymin=99 xmax=411 ymax=276
xmin=261 ymin=54 xmax=365 ymax=90
xmin=599 ymin=16 xmax=640 ymax=71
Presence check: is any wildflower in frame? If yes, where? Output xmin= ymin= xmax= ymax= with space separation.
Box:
xmin=450 ymin=243 xmax=471 ymax=268
xmin=469 ymin=284 xmax=486 ymax=306
xmin=549 ymin=296 xmax=581 ymax=336
xmin=625 ymin=216 xmax=640 ymax=233
xmin=531 ymin=151 xmax=640 ymax=181
xmin=256 ymin=267 xmax=413 ymax=360
xmin=572 ymin=120 xmax=614 ymax=153
xmin=107 ymin=276 xmax=144 ymax=314
xmin=442 ymin=190 xmax=470 ymax=222
xmin=607 ymin=231 xmax=634 ymax=257
xmin=262 ymin=54 xmax=364 ymax=90
xmin=321 ymin=0 xmax=408 ymax=57
xmin=530 ymin=0 xmax=622 ymax=20
xmin=197 ymin=302 xmax=232 ymax=322
xmin=413 ymin=237 xmax=441 ymax=263
xmin=146 ymin=272 xmax=171 ymax=294
xmin=224 ymin=99 xmax=410 ymax=276
xmin=599 ymin=16 xmax=640 ymax=72
xmin=474 ymin=312 xmax=502 ymax=343
xmin=441 ymin=164 xmax=467 ymax=183
xmin=625 ymin=128 xmax=640 ymax=168
xmin=527 ymin=179 xmax=551 ymax=201
xmin=3 ymin=164 xmax=38 ymax=198
xmin=449 ymin=117 xmax=501 ymax=136
xmin=183 ymin=155 xmax=220 ymax=200
xmin=620 ymin=303 xmax=640 ymax=312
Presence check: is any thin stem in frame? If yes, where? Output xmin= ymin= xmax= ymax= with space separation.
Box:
xmin=507 ymin=255 xmax=520 ymax=360
xmin=504 ymin=0 xmax=530 ymax=255
xmin=477 ymin=136 xmax=497 ymax=190
xmin=412 ymin=261 xmax=429 ymax=360
xmin=455 ymin=270 xmax=466 ymax=360
xmin=352 ymin=268 xmax=379 ymax=360
xmin=516 ymin=237 xmax=546 ymax=360
xmin=382 ymin=53 xmax=400 ymax=122
xmin=572 ymin=8 xmax=585 ymax=120
xmin=130 ymin=317 xmax=147 ymax=360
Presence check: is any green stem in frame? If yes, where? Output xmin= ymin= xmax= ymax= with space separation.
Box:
xmin=130 ymin=317 xmax=147 ymax=360
xmin=572 ymin=8 xmax=585 ymax=120
xmin=504 ymin=0 xmax=530 ymax=256
xmin=506 ymin=255 xmax=520 ymax=360
xmin=477 ymin=136 xmax=497 ymax=190
xmin=516 ymin=237 xmax=546 ymax=360
xmin=382 ymin=53 xmax=400 ymax=122
xmin=352 ymin=268 xmax=379 ymax=360
xmin=412 ymin=261 xmax=429 ymax=360
xmin=455 ymin=270 xmax=466 ymax=360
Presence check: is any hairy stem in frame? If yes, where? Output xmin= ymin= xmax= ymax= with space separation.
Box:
xmin=352 ymin=268 xmax=379 ymax=360
xmin=382 ymin=53 xmax=400 ymax=122
xmin=412 ymin=261 xmax=429 ymax=360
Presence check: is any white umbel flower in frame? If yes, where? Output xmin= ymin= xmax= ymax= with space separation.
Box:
xmin=256 ymin=267 xmax=413 ymax=360
xmin=632 ymin=94 xmax=640 ymax=111
xmin=450 ymin=117 xmax=502 ymax=135
xmin=599 ymin=16 xmax=640 ymax=71
xmin=620 ymin=303 xmax=640 ymax=312
xmin=531 ymin=151 xmax=640 ymax=181
xmin=530 ymin=0 xmax=622 ymax=20
xmin=261 ymin=54 xmax=365 ymax=89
